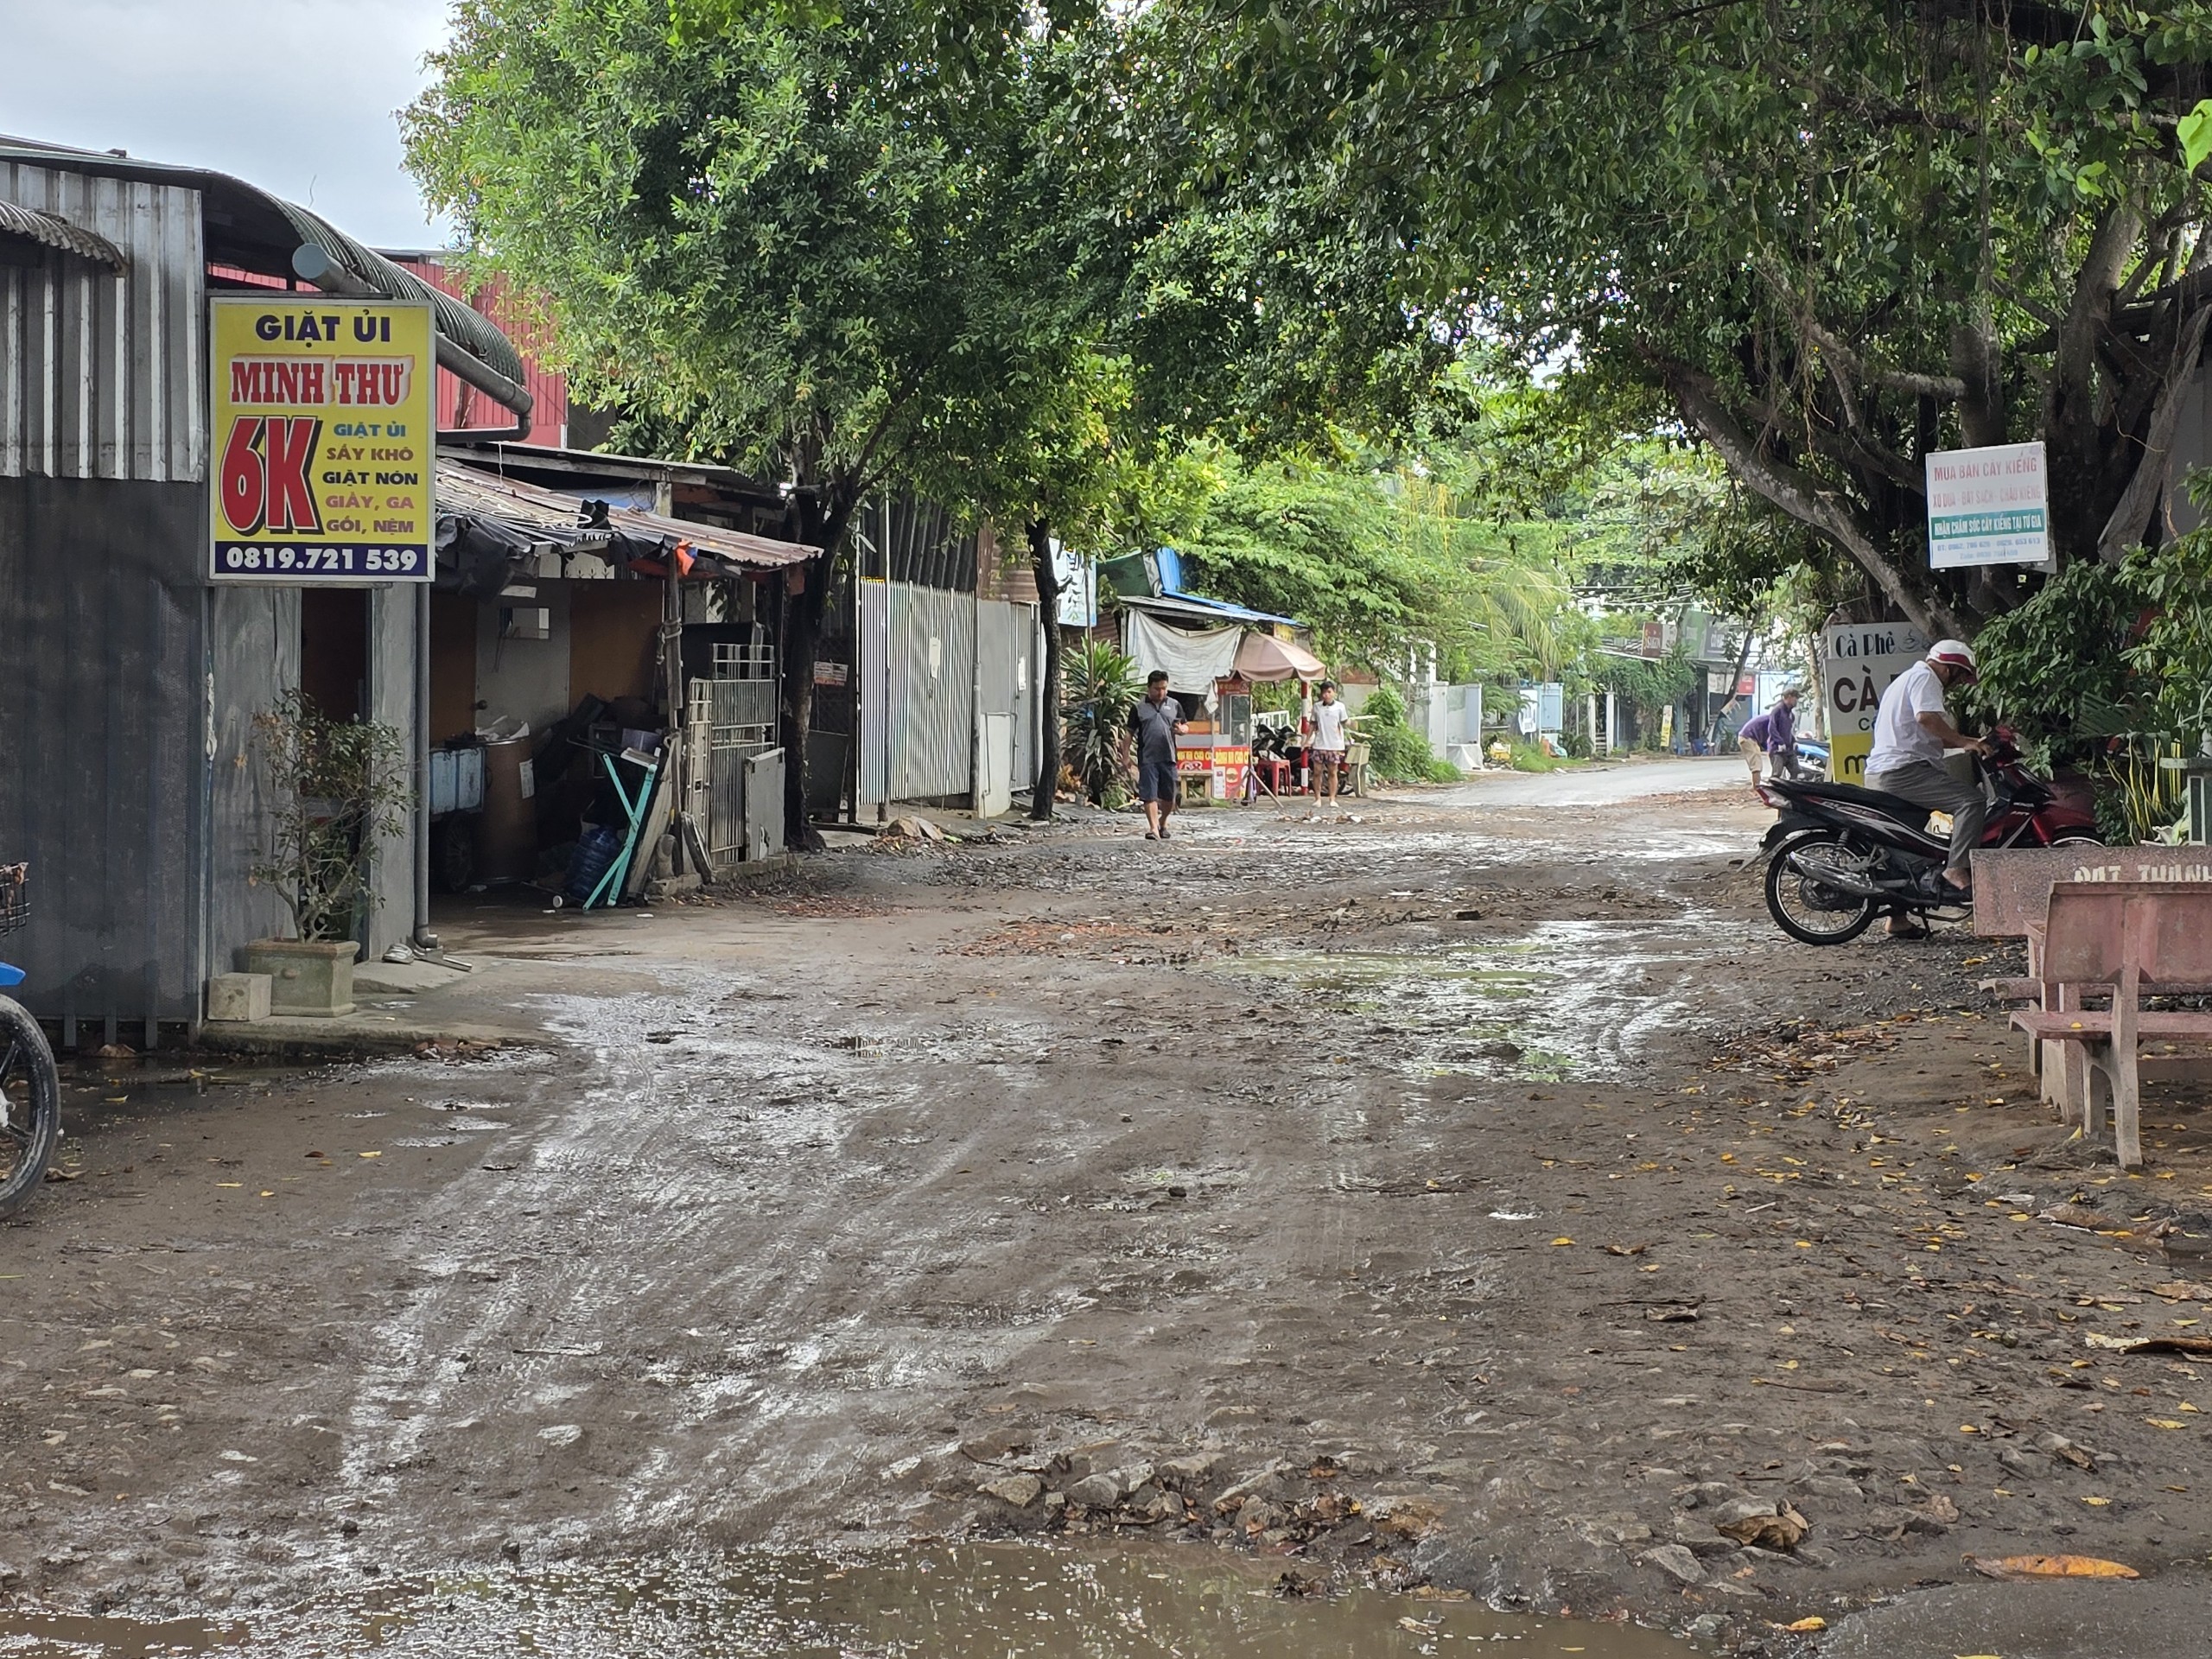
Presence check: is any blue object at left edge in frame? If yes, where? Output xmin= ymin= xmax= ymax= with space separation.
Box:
xmin=0 ymin=964 xmax=24 ymax=988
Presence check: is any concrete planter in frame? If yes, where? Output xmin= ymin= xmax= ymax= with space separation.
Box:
xmin=242 ymin=938 xmax=359 ymax=1017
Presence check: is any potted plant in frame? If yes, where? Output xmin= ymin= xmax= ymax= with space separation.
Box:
xmin=245 ymin=691 xmax=412 ymax=1016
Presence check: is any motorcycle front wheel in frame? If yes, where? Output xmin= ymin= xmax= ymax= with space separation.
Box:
xmin=1765 ymin=831 xmax=1879 ymax=945
xmin=0 ymin=995 xmax=60 ymax=1219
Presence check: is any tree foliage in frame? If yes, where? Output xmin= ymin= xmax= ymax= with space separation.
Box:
xmin=406 ymin=0 xmax=1103 ymax=839
xmin=1141 ymin=0 xmax=2212 ymax=639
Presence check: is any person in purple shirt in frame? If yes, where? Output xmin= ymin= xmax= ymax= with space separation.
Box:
xmin=1735 ymin=687 xmax=1802 ymax=784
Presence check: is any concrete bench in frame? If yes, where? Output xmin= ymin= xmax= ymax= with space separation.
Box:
xmin=1972 ymin=849 xmax=2212 ymax=1112
xmin=2006 ymin=881 xmax=2212 ymax=1167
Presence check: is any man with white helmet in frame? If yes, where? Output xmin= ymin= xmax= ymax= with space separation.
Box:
xmin=1862 ymin=639 xmax=1989 ymax=907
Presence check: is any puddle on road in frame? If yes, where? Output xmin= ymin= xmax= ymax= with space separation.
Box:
xmin=0 ymin=1546 xmax=1691 ymax=1657
xmin=1216 ymin=916 xmax=1736 ymax=1082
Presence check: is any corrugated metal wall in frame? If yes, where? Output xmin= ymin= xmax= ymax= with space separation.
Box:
xmin=977 ymin=599 xmax=1020 ymax=810
xmin=886 ymin=584 xmax=974 ymax=803
xmin=857 ymin=580 xmax=890 ymax=806
xmin=205 ymin=587 xmax=299 ymax=979
xmin=386 ymin=257 xmax=569 ymax=445
xmin=0 ymin=167 xmax=211 ymax=1039
xmin=0 ymin=162 xmax=205 ymax=483
xmin=0 ymin=478 xmax=206 ymax=1040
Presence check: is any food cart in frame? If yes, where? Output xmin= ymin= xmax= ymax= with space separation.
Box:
xmin=1174 ymin=679 xmax=1254 ymax=802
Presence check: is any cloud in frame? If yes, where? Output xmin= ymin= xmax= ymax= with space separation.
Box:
xmin=0 ymin=0 xmax=454 ymax=247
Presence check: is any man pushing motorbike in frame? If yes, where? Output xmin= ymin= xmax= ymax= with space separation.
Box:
xmin=1862 ymin=639 xmax=1988 ymax=931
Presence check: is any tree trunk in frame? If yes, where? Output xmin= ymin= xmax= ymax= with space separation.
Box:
xmin=2097 ymin=302 xmax=2212 ymax=563
xmin=1027 ymin=521 xmax=1063 ymax=823
xmin=1709 ymin=621 xmax=1758 ymax=747
xmin=778 ymin=490 xmax=861 ymax=854
xmin=779 ymin=563 xmax=828 ymax=854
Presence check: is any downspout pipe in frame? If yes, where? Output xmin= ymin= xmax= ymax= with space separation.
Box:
xmin=289 ymin=245 xmax=534 ymax=442
xmin=414 ymin=581 xmax=436 ymax=955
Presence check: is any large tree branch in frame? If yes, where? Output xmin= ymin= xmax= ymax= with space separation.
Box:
xmin=1754 ymin=255 xmax=1966 ymax=400
xmin=1950 ymin=314 xmax=2006 ymax=448
xmin=2050 ymin=201 xmax=2141 ymax=409
xmin=2114 ymin=227 xmax=2212 ymax=328
xmin=1661 ymin=358 xmax=1969 ymax=639
xmin=2098 ymin=301 xmax=2212 ymax=563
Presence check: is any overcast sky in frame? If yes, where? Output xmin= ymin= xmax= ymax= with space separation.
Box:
xmin=0 ymin=0 xmax=456 ymax=248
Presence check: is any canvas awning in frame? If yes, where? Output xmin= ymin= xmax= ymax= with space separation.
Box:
xmin=1123 ymin=609 xmax=1243 ymax=691
xmin=1235 ymin=632 xmax=1326 ymax=683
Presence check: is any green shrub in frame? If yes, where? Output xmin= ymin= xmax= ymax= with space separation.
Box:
xmin=1506 ymin=741 xmax=1571 ymax=772
xmin=1971 ymin=534 xmax=2212 ymax=841
xmin=1064 ymin=640 xmax=1141 ymax=806
xmin=1360 ymin=685 xmax=1460 ymax=783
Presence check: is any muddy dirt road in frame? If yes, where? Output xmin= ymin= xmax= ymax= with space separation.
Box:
xmin=4 ymin=772 xmax=2209 ymax=1656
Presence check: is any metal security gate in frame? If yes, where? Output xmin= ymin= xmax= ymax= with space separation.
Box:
xmin=687 ymin=671 xmax=778 ymax=868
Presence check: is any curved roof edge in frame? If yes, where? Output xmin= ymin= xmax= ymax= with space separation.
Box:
xmin=0 ymin=198 xmax=125 ymax=266
xmin=0 ymin=136 xmax=524 ymax=385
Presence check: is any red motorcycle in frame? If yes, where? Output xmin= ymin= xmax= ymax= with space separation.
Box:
xmin=1756 ymin=730 xmax=2101 ymax=944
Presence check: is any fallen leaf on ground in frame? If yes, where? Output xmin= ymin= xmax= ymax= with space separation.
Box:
xmin=1782 ymin=1616 xmax=1827 ymax=1631
xmin=2086 ymin=1332 xmax=2212 ymax=1356
xmin=2150 ymin=1281 xmax=2212 ymax=1301
xmin=1967 ymin=1554 xmax=2138 ymax=1580
xmin=1717 ymin=1502 xmax=1808 ymax=1550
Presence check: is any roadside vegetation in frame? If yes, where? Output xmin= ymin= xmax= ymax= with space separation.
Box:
xmin=404 ymin=0 xmax=2212 ymax=834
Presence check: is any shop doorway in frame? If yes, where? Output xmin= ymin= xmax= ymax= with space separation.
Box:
xmin=299 ymin=588 xmax=369 ymax=721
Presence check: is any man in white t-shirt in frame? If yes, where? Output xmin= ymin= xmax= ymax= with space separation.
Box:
xmin=1862 ymin=639 xmax=1989 ymax=902
xmin=1307 ymin=681 xmax=1351 ymax=804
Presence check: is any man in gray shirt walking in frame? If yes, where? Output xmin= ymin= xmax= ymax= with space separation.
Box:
xmin=1128 ymin=671 xmax=1188 ymax=840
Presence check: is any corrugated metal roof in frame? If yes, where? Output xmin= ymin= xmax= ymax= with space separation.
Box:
xmin=0 ymin=199 xmax=124 ymax=266
xmin=435 ymin=459 xmax=609 ymax=547
xmin=436 ymin=459 xmax=817 ymax=571
xmin=1120 ymin=592 xmax=1306 ymax=628
xmin=0 ymin=137 xmax=524 ymax=386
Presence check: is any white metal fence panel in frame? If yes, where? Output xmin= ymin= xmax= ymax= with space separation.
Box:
xmin=858 ymin=579 xmax=890 ymax=807
xmin=887 ymin=583 xmax=973 ymax=802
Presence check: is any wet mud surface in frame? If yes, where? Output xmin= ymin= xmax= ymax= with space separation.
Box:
xmin=3 ymin=784 xmax=2209 ymax=1655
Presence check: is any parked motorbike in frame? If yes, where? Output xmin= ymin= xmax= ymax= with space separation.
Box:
xmin=0 ymin=863 xmax=60 ymax=1217
xmin=1785 ymin=737 xmax=1829 ymax=779
xmin=1756 ymin=730 xmax=2101 ymax=944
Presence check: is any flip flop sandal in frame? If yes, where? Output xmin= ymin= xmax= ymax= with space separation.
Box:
xmin=1886 ymin=918 xmax=1932 ymax=940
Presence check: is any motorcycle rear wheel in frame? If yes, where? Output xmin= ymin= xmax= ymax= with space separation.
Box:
xmin=0 ymin=995 xmax=60 ymax=1219
xmin=1766 ymin=831 xmax=1878 ymax=946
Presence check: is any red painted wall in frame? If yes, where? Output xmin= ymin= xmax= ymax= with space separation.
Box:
xmin=385 ymin=256 xmax=569 ymax=446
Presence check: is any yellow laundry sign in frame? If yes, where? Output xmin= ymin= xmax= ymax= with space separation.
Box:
xmin=208 ymin=296 xmax=434 ymax=582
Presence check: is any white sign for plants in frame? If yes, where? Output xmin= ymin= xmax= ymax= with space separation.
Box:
xmin=1924 ymin=442 xmax=2050 ymax=569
